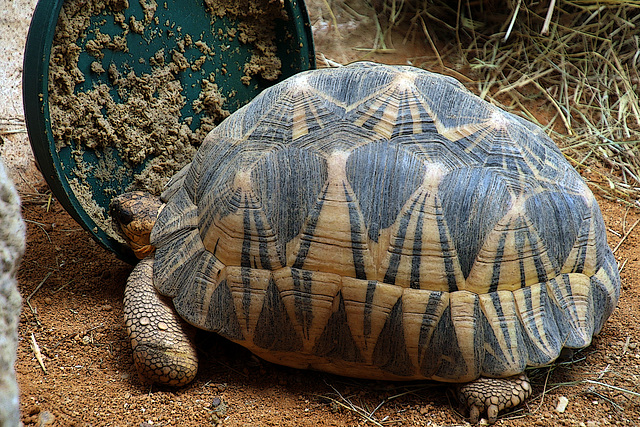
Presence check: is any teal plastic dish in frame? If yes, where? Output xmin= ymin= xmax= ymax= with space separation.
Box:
xmin=23 ymin=0 xmax=315 ymax=263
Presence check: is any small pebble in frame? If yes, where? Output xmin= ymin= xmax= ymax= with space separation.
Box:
xmin=35 ymin=410 xmax=55 ymax=427
xmin=555 ymin=395 xmax=569 ymax=413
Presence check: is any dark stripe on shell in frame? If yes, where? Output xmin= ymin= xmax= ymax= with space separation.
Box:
xmin=417 ymin=291 xmax=444 ymax=361
xmin=241 ymin=197 xmax=254 ymax=329
xmin=546 ymin=274 xmax=591 ymax=349
xmin=572 ymin=213 xmax=592 ymax=274
xmin=241 ymin=267 xmax=252 ymax=331
xmin=525 ymin=191 xmax=588 ymax=273
xmin=419 ymin=304 xmax=468 ymax=379
xmin=526 ymin=226 xmax=548 ymax=285
xmin=312 ymin=292 xmax=363 ymax=362
xmin=489 ymin=224 xmax=509 ymax=293
xmin=252 ymin=207 xmax=274 ymax=270
xmin=383 ymin=197 xmax=421 ymax=285
xmin=292 ymin=185 xmax=330 ymax=270
xmin=479 ymin=292 xmax=529 ymax=377
xmin=291 ymin=268 xmax=314 ymax=340
xmin=251 ymin=147 xmax=328 ymax=263
xmin=515 ymin=216 xmax=527 ymax=288
xmin=343 ymin=183 xmax=368 ymax=280
xmin=434 ymin=197 xmax=459 ymax=293
xmin=516 ymin=285 xmax=558 ymax=366
xmin=203 ymin=279 xmax=244 ymax=340
xmin=241 ymin=196 xmax=252 ymax=269
xmin=363 ymin=280 xmax=376 ymax=341
xmin=391 ymin=93 xmax=434 ymax=138
xmin=372 ymin=296 xmax=414 ymax=376
xmin=254 ymin=278 xmax=303 ymax=352
xmin=358 ymin=98 xmax=391 ymax=132
xmin=592 ymin=204 xmax=609 ymax=271
xmin=410 ymin=193 xmax=428 ymax=289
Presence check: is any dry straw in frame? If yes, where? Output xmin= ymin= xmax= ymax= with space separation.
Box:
xmin=388 ymin=0 xmax=640 ymax=205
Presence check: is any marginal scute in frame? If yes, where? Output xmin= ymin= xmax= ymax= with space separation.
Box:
xmin=447 ymin=291 xmax=483 ymax=381
xmin=511 ymin=283 xmax=563 ymax=366
xmin=253 ymin=277 xmax=303 ymax=352
xmin=341 ymin=278 xmax=403 ymax=359
xmin=224 ymin=265 xmax=272 ymax=337
xmin=312 ymin=292 xmax=364 ymax=363
xmin=372 ymin=297 xmax=414 ymax=376
xmin=420 ymin=303 xmax=468 ymax=380
xmin=477 ymin=291 xmax=528 ymax=377
xmin=546 ymin=273 xmax=595 ymax=348
xmin=275 ymin=267 xmax=341 ymax=348
xmin=403 ymin=287 xmax=449 ymax=365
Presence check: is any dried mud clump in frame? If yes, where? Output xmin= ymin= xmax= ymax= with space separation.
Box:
xmin=47 ymin=0 xmax=286 ymax=239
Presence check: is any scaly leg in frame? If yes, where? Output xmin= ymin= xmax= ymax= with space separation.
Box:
xmin=123 ymin=256 xmax=198 ymax=386
xmin=457 ymin=374 xmax=532 ymax=424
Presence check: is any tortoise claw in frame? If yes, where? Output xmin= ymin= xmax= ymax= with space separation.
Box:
xmin=457 ymin=374 xmax=532 ymax=424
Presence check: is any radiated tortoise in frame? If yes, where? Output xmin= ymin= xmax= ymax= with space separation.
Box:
xmin=110 ymin=61 xmax=621 ymax=424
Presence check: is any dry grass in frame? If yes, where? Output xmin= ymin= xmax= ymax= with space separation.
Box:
xmin=379 ymin=0 xmax=640 ymax=205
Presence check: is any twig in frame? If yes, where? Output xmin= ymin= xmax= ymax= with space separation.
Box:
xmin=30 ymin=332 xmax=47 ymax=374
xmin=319 ymin=0 xmax=341 ymax=40
xmin=583 ymin=379 xmax=640 ymax=398
xmin=316 ymin=53 xmax=343 ymax=68
xmin=504 ymin=0 xmax=522 ymax=42
xmin=541 ymin=0 xmax=556 ymax=36
xmin=24 ymin=219 xmax=53 ymax=244
xmin=531 ymin=366 xmax=552 ymax=414
xmin=612 ymin=218 xmax=640 ymax=254
xmin=320 ymin=382 xmax=384 ymax=426
xmin=26 ymin=271 xmax=53 ymax=327
xmin=0 ymin=128 xmax=27 ymax=135
xmin=51 ymin=280 xmax=74 ymax=294
xmin=618 ymin=257 xmax=628 ymax=274
xmin=621 ymin=336 xmax=631 ymax=356
xmin=420 ymin=16 xmax=444 ymax=69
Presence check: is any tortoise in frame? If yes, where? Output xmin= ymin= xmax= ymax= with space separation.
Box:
xmin=110 ymin=61 xmax=621 ymax=424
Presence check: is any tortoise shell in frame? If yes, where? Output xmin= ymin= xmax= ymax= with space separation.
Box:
xmin=150 ymin=62 xmax=620 ymax=382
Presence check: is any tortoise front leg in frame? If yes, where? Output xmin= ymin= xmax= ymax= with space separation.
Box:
xmin=123 ymin=256 xmax=198 ymax=386
xmin=457 ymin=374 xmax=532 ymax=424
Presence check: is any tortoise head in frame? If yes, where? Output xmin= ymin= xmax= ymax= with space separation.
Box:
xmin=109 ymin=191 xmax=164 ymax=259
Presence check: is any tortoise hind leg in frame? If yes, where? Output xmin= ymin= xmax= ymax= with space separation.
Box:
xmin=457 ymin=374 xmax=532 ymax=424
xmin=123 ymin=256 xmax=198 ymax=386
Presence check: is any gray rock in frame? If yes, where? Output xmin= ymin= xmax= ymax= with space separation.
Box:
xmin=0 ymin=159 xmax=26 ymax=427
